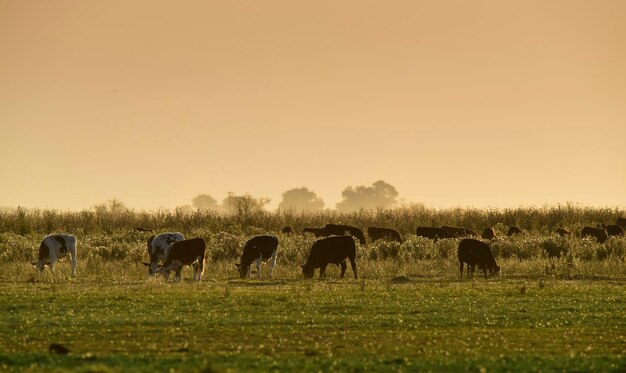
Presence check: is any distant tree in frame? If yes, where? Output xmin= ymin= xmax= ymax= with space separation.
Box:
xmin=192 ymin=194 xmax=218 ymax=210
xmin=278 ymin=187 xmax=325 ymax=212
xmin=336 ymin=180 xmax=399 ymax=212
xmin=92 ymin=198 xmax=129 ymax=214
xmin=221 ymin=193 xmax=270 ymax=215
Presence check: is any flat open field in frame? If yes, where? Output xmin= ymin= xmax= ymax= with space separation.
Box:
xmin=1 ymin=207 xmax=625 ymax=372
xmin=1 ymin=263 xmax=626 ymax=372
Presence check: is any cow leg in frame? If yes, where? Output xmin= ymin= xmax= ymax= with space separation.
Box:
xmin=339 ymin=261 xmax=347 ymax=278
xmin=197 ymin=257 xmax=204 ymax=281
xmin=246 ymin=265 xmax=252 ymax=279
xmin=69 ymin=245 xmax=77 ymax=276
xmin=320 ymin=264 xmax=328 ymax=278
xmin=193 ymin=262 xmax=199 ymax=281
xmin=349 ymin=257 xmax=358 ymax=279
xmin=174 ymin=267 xmax=182 ymax=282
xmin=268 ymin=250 xmax=277 ymax=280
xmin=459 ymin=261 xmax=463 ymax=279
xmin=256 ymin=256 xmax=262 ymax=280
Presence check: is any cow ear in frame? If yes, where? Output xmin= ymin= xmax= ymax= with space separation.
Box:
xmin=142 ymin=262 xmax=151 ymax=266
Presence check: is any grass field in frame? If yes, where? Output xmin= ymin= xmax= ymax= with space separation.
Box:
xmin=1 ymin=207 xmax=625 ymax=372
xmin=1 ymin=269 xmax=625 ymax=373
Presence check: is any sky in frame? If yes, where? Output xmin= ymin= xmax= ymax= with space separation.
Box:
xmin=1 ymin=0 xmax=625 ymax=211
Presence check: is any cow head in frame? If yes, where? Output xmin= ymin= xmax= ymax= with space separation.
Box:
xmin=301 ymin=265 xmax=314 ymax=279
xmin=142 ymin=261 xmax=159 ymax=276
xmin=491 ymin=265 xmax=501 ymax=276
xmin=235 ymin=263 xmax=248 ymax=279
xmin=31 ymin=260 xmax=45 ymax=272
xmin=155 ymin=266 xmax=171 ymax=281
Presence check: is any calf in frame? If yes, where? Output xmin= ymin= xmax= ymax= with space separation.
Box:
xmin=367 ymin=227 xmax=403 ymax=243
xmin=236 ymin=235 xmax=278 ymax=280
xmin=301 ymin=236 xmax=357 ymax=279
xmin=441 ymin=225 xmax=477 ymax=238
xmin=507 ymin=226 xmax=524 ymax=236
xmin=481 ymin=227 xmax=496 ymax=240
xmin=143 ymin=232 xmax=184 ymax=276
xmin=457 ymin=238 xmax=500 ymax=279
xmin=325 ymin=224 xmax=366 ymax=245
xmin=157 ymin=237 xmax=206 ymax=282
xmin=32 ymin=234 xmax=77 ymax=275
xmin=581 ymin=226 xmax=608 ymax=243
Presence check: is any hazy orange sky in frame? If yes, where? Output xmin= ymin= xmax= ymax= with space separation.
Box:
xmin=1 ymin=0 xmax=625 ymax=211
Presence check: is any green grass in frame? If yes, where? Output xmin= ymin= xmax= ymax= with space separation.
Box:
xmin=1 ymin=268 xmax=626 ymax=372
xmin=1 ymin=207 xmax=625 ymax=371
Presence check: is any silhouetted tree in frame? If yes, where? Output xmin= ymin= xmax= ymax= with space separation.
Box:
xmin=222 ymin=193 xmax=270 ymax=215
xmin=278 ymin=187 xmax=325 ymax=211
xmin=192 ymin=194 xmax=218 ymax=210
xmin=336 ymin=180 xmax=398 ymax=212
xmin=92 ymin=198 xmax=129 ymax=215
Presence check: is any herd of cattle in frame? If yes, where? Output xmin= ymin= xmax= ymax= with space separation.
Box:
xmin=31 ymin=218 xmax=626 ymax=281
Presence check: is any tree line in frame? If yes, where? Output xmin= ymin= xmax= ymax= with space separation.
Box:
xmin=191 ymin=180 xmax=399 ymax=213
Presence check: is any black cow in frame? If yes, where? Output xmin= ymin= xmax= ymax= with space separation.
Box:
xmin=457 ymin=238 xmax=500 ymax=279
xmin=325 ymin=224 xmax=366 ymax=245
xmin=415 ymin=226 xmax=452 ymax=241
xmin=616 ymin=217 xmax=626 ymax=229
xmin=507 ymin=226 xmax=524 ymax=236
xmin=605 ymin=224 xmax=624 ymax=237
xmin=281 ymin=226 xmax=294 ymax=234
xmin=236 ymin=235 xmax=278 ymax=280
xmin=481 ymin=227 xmax=496 ymax=240
xmin=441 ymin=225 xmax=477 ymax=238
xmin=367 ymin=227 xmax=403 ymax=243
xmin=157 ymin=237 xmax=206 ymax=282
xmin=581 ymin=226 xmax=608 ymax=243
xmin=301 ymin=236 xmax=357 ymax=279
xmin=303 ymin=227 xmax=329 ymax=237
xmin=555 ymin=228 xmax=572 ymax=236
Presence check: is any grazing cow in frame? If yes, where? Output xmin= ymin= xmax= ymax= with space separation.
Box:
xmin=32 ymin=234 xmax=77 ymax=275
xmin=325 ymin=224 xmax=366 ymax=245
xmin=507 ymin=226 xmax=524 ymax=236
xmin=415 ymin=226 xmax=452 ymax=241
xmin=143 ymin=232 xmax=184 ymax=276
xmin=281 ymin=226 xmax=294 ymax=234
xmin=236 ymin=235 xmax=278 ymax=280
xmin=457 ymin=238 xmax=500 ymax=279
xmin=481 ymin=227 xmax=496 ymax=240
xmin=441 ymin=225 xmax=477 ymax=238
xmin=605 ymin=224 xmax=624 ymax=237
xmin=301 ymin=236 xmax=357 ymax=279
xmin=581 ymin=226 xmax=608 ymax=243
xmin=303 ymin=227 xmax=329 ymax=237
xmin=555 ymin=228 xmax=572 ymax=236
xmin=616 ymin=217 xmax=626 ymax=229
xmin=157 ymin=237 xmax=206 ymax=282
xmin=367 ymin=227 xmax=403 ymax=243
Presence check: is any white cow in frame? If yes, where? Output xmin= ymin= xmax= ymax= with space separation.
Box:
xmin=32 ymin=234 xmax=77 ymax=275
xmin=142 ymin=232 xmax=184 ymax=276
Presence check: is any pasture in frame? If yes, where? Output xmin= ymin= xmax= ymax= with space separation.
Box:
xmin=1 ymin=206 xmax=625 ymax=372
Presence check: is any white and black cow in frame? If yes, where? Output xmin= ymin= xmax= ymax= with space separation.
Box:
xmin=157 ymin=237 xmax=206 ymax=282
xmin=32 ymin=234 xmax=77 ymax=275
xmin=235 ymin=235 xmax=278 ymax=280
xmin=301 ymin=236 xmax=357 ymax=279
xmin=142 ymin=232 xmax=184 ymax=276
